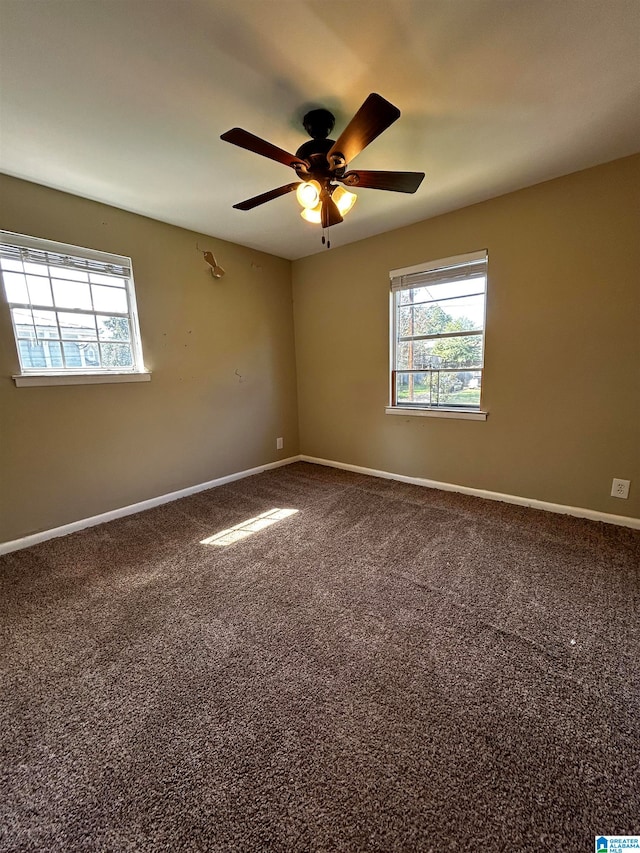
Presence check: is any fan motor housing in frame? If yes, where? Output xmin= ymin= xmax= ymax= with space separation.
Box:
xmin=295 ymin=109 xmax=345 ymax=180
xmin=295 ymin=137 xmax=336 ymax=169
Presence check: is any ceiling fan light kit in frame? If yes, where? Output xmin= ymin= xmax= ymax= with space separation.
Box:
xmin=221 ymin=93 xmax=425 ymax=247
xmin=299 ymin=185 xmax=357 ymax=224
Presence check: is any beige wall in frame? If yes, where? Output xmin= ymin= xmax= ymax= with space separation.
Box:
xmin=2 ymin=156 xmax=638 ymax=543
xmin=292 ymin=155 xmax=640 ymax=519
xmin=0 ymin=175 xmax=299 ymax=542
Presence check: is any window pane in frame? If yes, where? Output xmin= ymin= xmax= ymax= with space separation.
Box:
xmin=57 ymin=312 xmax=97 ymax=340
xmin=62 ymin=341 xmax=100 ymax=369
xmin=100 ymin=342 xmax=133 ymax=368
xmin=397 ymin=334 xmax=483 ymax=370
xmin=23 ymin=261 xmax=49 ymax=276
xmin=3 ymin=272 xmax=29 ymax=303
xmin=62 ymin=341 xmax=83 ymax=368
xmin=46 ymin=341 xmax=64 ymax=368
xmin=395 ymin=371 xmax=434 ymax=405
xmin=398 ymin=294 xmax=484 ymax=337
xmin=97 ymin=315 xmax=130 ymax=341
xmin=26 ymin=275 xmax=54 ymax=306
xmin=52 ymin=278 xmax=92 ymax=310
xmin=33 ymin=310 xmax=59 ymax=339
xmin=12 ymin=308 xmax=34 ymax=338
xmin=85 ymin=343 xmax=100 ymax=367
xmin=400 ymin=276 xmax=486 ymax=305
xmin=19 ymin=339 xmax=63 ymax=369
xmin=91 ymin=284 xmax=127 ymax=313
xmin=50 ymin=266 xmax=88 ymax=282
xmin=1 ymin=258 xmax=24 ymax=273
xmin=395 ymin=370 xmax=482 ymax=409
xmin=19 ymin=340 xmax=41 ymax=369
xmin=90 ymin=272 xmax=126 ymax=287
xmin=435 ymin=370 xmax=482 ymax=408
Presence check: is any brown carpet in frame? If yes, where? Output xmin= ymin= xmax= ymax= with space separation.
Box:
xmin=1 ymin=461 xmax=638 ymax=852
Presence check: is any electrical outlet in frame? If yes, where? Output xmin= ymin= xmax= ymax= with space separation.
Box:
xmin=276 ymin=437 xmax=283 ymax=450
xmin=611 ymin=478 xmax=630 ymax=499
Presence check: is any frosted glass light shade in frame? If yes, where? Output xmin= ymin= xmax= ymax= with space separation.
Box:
xmin=333 ymin=185 xmax=357 ymax=215
xmin=300 ymin=203 xmax=322 ymax=224
xmin=296 ymin=180 xmax=321 ymax=209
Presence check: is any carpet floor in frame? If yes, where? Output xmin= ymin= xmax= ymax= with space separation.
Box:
xmin=1 ymin=462 xmax=639 ymax=852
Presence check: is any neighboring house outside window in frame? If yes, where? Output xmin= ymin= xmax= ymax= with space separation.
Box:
xmin=388 ymin=250 xmax=488 ymax=419
xmin=0 ymin=231 xmax=149 ymax=386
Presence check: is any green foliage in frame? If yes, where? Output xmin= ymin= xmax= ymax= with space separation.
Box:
xmin=100 ymin=317 xmax=133 ymax=368
xmin=431 ymin=324 xmax=482 ymax=369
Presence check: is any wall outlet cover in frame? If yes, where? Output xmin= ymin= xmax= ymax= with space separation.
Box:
xmin=276 ymin=437 xmax=283 ymax=450
xmin=611 ymin=478 xmax=631 ymax=499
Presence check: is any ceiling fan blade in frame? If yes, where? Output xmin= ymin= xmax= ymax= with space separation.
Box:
xmin=233 ymin=182 xmax=301 ymax=211
xmin=221 ymin=128 xmax=307 ymax=170
xmin=339 ymin=170 xmax=425 ymax=194
xmin=321 ymin=194 xmax=343 ymax=228
xmin=327 ymin=93 xmax=401 ymax=168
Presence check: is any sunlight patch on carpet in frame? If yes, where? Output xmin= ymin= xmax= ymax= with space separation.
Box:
xmin=200 ymin=508 xmax=299 ymax=547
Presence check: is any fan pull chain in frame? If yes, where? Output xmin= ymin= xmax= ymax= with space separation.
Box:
xmin=321 ymin=227 xmax=331 ymax=249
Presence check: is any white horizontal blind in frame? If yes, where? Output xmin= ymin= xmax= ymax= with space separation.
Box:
xmin=0 ymin=231 xmax=131 ymax=272
xmin=390 ymin=250 xmax=487 ymax=292
xmin=0 ymin=230 xmax=144 ymax=376
xmin=0 ymin=242 xmax=130 ymax=279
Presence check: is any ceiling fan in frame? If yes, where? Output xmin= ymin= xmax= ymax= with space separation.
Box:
xmin=221 ymin=93 xmax=425 ymax=240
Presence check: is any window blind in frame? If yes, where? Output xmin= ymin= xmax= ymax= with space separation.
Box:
xmin=390 ymin=250 xmax=487 ymax=292
xmin=0 ymin=232 xmax=131 ymax=278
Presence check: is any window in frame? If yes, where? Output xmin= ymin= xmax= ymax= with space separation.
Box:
xmin=388 ymin=250 xmax=487 ymax=419
xmin=0 ymin=231 xmax=148 ymax=386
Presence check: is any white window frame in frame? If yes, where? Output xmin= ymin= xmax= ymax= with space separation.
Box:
xmin=386 ymin=250 xmax=488 ymax=421
xmin=0 ymin=231 xmax=150 ymax=387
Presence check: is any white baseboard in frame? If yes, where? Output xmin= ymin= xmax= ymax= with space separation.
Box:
xmin=0 ymin=455 xmax=303 ymax=556
xmin=299 ymin=455 xmax=640 ymax=530
xmin=3 ymin=452 xmax=637 ymax=555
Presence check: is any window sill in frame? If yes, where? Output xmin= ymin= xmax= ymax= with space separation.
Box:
xmin=385 ymin=406 xmax=487 ymax=421
xmin=13 ymin=371 xmax=152 ymax=388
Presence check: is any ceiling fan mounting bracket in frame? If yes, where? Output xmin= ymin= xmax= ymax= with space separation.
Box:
xmin=302 ymin=108 xmax=335 ymax=140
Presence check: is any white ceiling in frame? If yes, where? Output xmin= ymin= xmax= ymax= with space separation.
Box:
xmin=1 ymin=0 xmax=639 ymax=261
